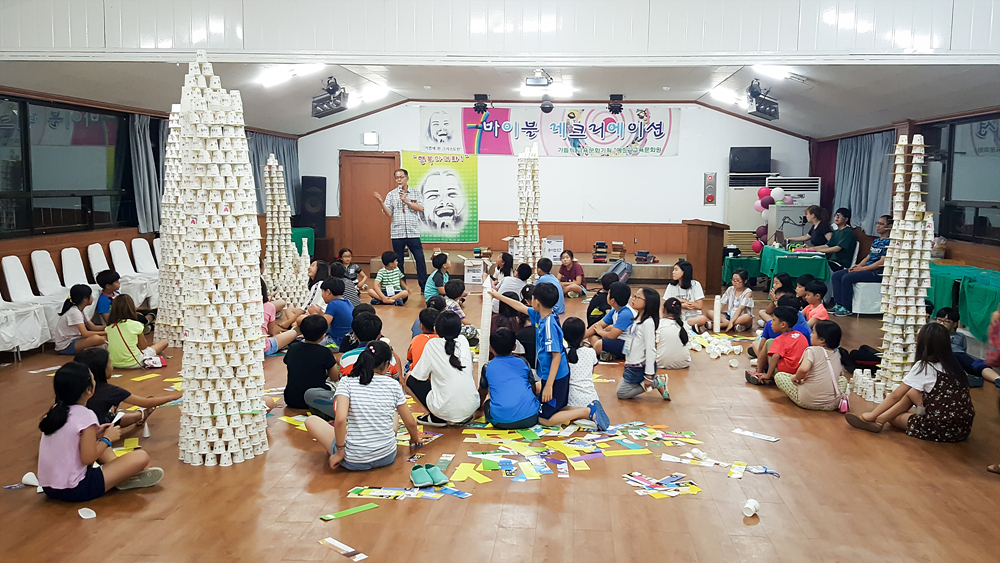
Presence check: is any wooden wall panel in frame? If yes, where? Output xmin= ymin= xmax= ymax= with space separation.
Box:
xmin=0 ymin=228 xmax=153 ymax=300
xmin=946 ymin=240 xmax=1000 ymax=271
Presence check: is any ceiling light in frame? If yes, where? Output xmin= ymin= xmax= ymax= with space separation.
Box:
xmin=258 ymin=63 xmax=325 ymax=87
xmin=525 ymin=68 xmax=553 ymax=87
xmin=710 ymin=86 xmax=739 ymax=104
xmin=423 ymin=85 xmax=432 ymax=89
xmin=662 ymin=86 xmax=671 ymax=91
xmin=362 ymin=85 xmax=389 ymax=102
xmin=518 ymin=83 xmax=576 ymax=98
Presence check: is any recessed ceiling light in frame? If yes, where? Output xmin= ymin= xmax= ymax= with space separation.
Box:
xmin=423 ymin=85 xmax=432 ymax=89
xmin=662 ymin=86 xmax=671 ymax=91
xmin=257 ymin=63 xmax=325 ymax=87
xmin=518 ymin=83 xmax=576 ymax=98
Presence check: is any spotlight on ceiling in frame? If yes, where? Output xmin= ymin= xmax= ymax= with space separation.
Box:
xmin=525 ymin=68 xmax=553 ymax=87
xmin=540 ymin=95 xmax=554 ymax=114
xmin=473 ymin=94 xmax=489 ymax=114
xmin=312 ymin=77 xmax=349 ymax=118
xmin=746 ymin=78 xmax=763 ymax=99
xmin=607 ymin=94 xmax=624 ymax=115
xmin=745 ymin=79 xmax=779 ymax=121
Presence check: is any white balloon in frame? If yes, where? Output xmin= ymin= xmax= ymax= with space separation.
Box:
xmin=770 ymin=187 xmax=785 ymax=200
xmin=761 ymin=210 xmax=769 ymax=220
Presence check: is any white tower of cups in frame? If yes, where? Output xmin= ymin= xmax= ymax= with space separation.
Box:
xmin=869 ymin=133 xmax=933 ymax=402
xmin=157 ymin=105 xmax=186 ymax=347
xmin=175 ymin=51 xmax=269 ymax=467
xmin=262 ymin=154 xmax=307 ymax=308
xmin=517 ymin=144 xmax=542 ymax=276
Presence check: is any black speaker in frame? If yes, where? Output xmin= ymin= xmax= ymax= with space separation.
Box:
xmin=294 ymin=176 xmax=327 ymax=238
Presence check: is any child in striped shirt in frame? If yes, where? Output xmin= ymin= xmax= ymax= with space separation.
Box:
xmin=368 ymin=251 xmax=410 ymax=306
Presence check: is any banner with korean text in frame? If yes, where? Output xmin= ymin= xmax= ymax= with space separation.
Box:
xmin=402 ymin=151 xmax=479 ymax=243
xmin=420 ymin=105 xmax=680 ymax=157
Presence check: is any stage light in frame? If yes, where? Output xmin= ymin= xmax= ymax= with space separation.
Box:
xmin=473 ymin=94 xmax=489 ymax=114
xmin=607 ymin=94 xmax=623 ymax=115
xmin=540 ymin=95 xmax=554 ymax=114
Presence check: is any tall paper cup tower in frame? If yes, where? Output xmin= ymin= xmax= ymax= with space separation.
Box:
xmin=262 ymin=154 xmax=307 ymax=308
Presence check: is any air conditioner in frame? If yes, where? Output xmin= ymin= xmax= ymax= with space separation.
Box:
xmin=764 ymin=177 xmax=821 ymax=242
xmin=725 ymin=173 xmax=779 ymax=231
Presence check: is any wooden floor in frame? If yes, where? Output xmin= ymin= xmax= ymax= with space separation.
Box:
xmin=1 ymin=288 xmax=998 ymax=563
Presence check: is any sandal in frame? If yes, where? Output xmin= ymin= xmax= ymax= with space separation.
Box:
xmin=745 ymin=371 xmax=772 ymax=386
xmin=649 ymin=376 xmax=671 ymax=400
xmin=988 ymin=464 xmax=1000 ymax=476
xmin=845 ymin=412 xmax=884 ymax=433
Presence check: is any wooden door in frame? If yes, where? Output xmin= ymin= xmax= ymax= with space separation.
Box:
xmin=339 ymin=151 xmax=400 ymax=261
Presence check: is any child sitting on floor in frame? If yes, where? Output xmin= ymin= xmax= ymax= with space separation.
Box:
xmin=934 ymin=307 xmax=999 ymax=387
xmin=846 ymin=322 xmax=975 ymax=442
xmin=617 ymin=287 xmax=669 ymax=400
xmin=330 ymin=262 xmax=361 ymax=307
xmin=425 ymin=253 xmax=450 ymax=302
xmin=304 ymin=340 xmax=423 ymax=471
xmin=260 ymin=279 xmax=300 ymax=356
xmin=802 ymin=280 xmax=830 ymax=328
xmin=411 ymin=295 xmax=446 ymax=339
xmin=95 ymin=270 xmax=120 ymax=325
xmin=562 ymin=317 xmax=610 ymax=426
xmin=584 ymin=281 xmax=635 ymax=360
xmin=534 ymin=258 xmax=566 ymax=317
xmin=54 ymin=285 xmax=106 ymax=355
xmin=320 ymin=278 xmax=355 ymax=350
xmin=558 ymin=250 xmax=587 ymax=298
xmin=489 ymin=286 xmax=610 ymax=430
xmin=342 ymin=303 xmax=377 ymax=353
xmin=774 ymin=320 xmax=849 ymax=410
xmin=746 ymin=305 xmax=809 ymax=385
xmin=750 ymin=292 xmax=811 ymax=366
xmin=794 ymin=274 xmax=815 ymax=299
xmin=494 ymin=263 xmax=532 ymax=314
xmin=406 ymin=308 xmax=440 ymax=378
xmin=283 ymin=315 xmax=338 ymax=413
xmin=337 ymin=247 xmax=368 ymax=291
xmin=587 ymin=272 xmax=619 ymax=327
xmin=479 ymin=328 xmax=540 ymax=430
xmin=78 ymin=347 xmax=181 ymax=432
xmin=37 ymin=362 xmax=163 ymax=502
xmin=106 ymin=295 xmax=168 ymax=369
xmin=443 ymin=279 xmax=480 ymax=345
xmin=692 ymin=268 xmax=754 ymax=333
xmin=368 ymin=251 xmax=409 ymax=306
xmin=406 ymin=311 xmax=479 ymax=426
xmin=758 ymin=273 xmax=792 ymax=328
xmin=656 ymin=297 xmax=692 ymax=370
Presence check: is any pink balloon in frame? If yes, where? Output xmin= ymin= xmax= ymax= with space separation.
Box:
xmin=761 ymin=195 xmax=775 ymax=209
xmin=752 ymin=240 xmax=764 ymax=254
xmin=753 ymin=200 xmax=764 ymax=213
xmin=757 ymin=187 xmax=771 ymax=199
xmin=783 ymin=195 xmax=793 ymax=204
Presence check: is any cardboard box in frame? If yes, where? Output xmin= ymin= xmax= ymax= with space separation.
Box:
xmin=543 ymin=236 xmax=564 ymax=261
xmin=464 ymin=258 xmax=485 ymax=288
xmin=502 ymin=235 xmax=521 ymax=262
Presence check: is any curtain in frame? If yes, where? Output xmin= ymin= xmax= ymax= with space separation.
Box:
xmin=158 ymin=117 xmax=169 ymax=198
xmin=832 ymin=130 xmax=895 ymax=235
xmin=129 ymin=114 xmax=162 ymax=233
xmin=247 ymin=132 xmax=300 ymax=215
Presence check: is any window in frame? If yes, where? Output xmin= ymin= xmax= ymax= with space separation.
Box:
xmin=936 ymin=113 xmax=1000 ymax=247
xmin=0 ymin=96 xmax=136 ymax=239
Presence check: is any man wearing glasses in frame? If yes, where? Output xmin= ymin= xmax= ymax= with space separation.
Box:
xmin=374 ymin=169 xmax=428 ymax=291
xmin=829 ymin=215 xmax=893 ymax=317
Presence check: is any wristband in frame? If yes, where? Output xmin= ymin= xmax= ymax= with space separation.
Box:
xmin=99 ymin=437 xmax=112 ymax=447
xmin=336 ymin=443 xmax=346 ymax=449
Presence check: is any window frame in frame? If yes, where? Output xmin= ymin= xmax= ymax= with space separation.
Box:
xmin=936 ymin=112 xmax=1000 ymax=248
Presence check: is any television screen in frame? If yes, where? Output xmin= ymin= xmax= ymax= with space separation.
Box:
xmin=729 ymin=147 xmax=771 ymax=174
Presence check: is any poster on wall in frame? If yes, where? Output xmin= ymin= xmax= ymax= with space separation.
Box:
xmin=420 ymin=104 xmax=679 ymax=157
xmin=402 ymin=151 xmax=479 ymax=243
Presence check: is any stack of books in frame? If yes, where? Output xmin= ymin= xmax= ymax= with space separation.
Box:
xmin=610 ymin=241 xmax=627 ymax=260
xmin=634 ymin=251 xmax=657 ymax=264
xmin=592 ymin=241 xmax=608 ymax=263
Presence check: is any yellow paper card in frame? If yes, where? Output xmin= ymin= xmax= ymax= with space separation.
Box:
xmin=543 ymin=440 xmax=582 ymax=458
xmin=674 ymin=438 xmax=704 ymax=444
xmin=603 ymin=448 xmax=651 ymax=457
xmin=649 ymin=492 xmax=671 ymax=499
xmin=568 ymin=459 xmax=590 ymax=471
xmin=518 ymin=462 xmax=540 ymax=480
xmin=164 ymin=377 xmax=182 ymax=382
xmin=451 ymin=462 xmax=492 ymax=483
xmin=131 ymin=373 xmax=161 ymax=382
xmin=123 ymin=438 xmax=140 ymax=449
xmin=596 ymin=442 xmax=609 ymax=449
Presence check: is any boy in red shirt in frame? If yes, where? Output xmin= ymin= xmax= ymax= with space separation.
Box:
xmin=802 ymin=280 xmax=830 ymax=329
xmin=746 ymin=306 xmax=809 ymax=385
xmin=405 ymin=308 xmax=440 ymax=383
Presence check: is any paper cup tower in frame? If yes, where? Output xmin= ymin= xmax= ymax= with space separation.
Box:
xmin=517 ymin=144 xmax=542 ymax=275
xmin=262 ymin=154 xmax=308 ymax=308
xmin=175 ymin=51 xmax=269 ymax=467
xmin=866 ymin=133 xmax=933 ymax=402
xmin=157 ymin=105 xmax=186 ymax=347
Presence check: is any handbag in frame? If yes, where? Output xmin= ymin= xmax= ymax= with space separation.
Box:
xmin=822 ymin=348 xmax=850 ymax=413
xmin=115 ymin=322 xmax=163 ymax=369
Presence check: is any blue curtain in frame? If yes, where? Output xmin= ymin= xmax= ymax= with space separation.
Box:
xmin=832 ymin=130 xmax=895 ymax=235
xmin=129 ymin=114 xmax=161 ymax=233
xmin=247 ymin=132 xmax=300 ymax=215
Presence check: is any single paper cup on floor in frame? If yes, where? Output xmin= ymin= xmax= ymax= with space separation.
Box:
xmin=21 ymin=472 xmax=38 ymax=487
xmin=743 ymin=499 xmax=760 ymax=517
xmin=729 ymin=359 xmax=739 ymax=368
xmin=78 ymin=508 xmax=97 ymax=519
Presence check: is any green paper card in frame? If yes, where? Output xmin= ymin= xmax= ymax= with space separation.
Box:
xmin=516 ymin=429 xmax=540 ymax=441
xmin=482 ymin=460 xmax=500 ymax=471
xmin=320 ymin=502 xmax=378 ymax=521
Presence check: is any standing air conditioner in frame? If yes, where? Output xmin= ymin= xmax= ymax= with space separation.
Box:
xmin=764 ymin=177 xmax=821 ymax=242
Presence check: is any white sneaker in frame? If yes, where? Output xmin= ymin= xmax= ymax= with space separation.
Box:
xmin=115 ymin=467 xmax=164 ymax=490
xmin=706 ymin=321 xmax=713 ymax=330
xmin=757 ymin=319 xmax=765 ymax=328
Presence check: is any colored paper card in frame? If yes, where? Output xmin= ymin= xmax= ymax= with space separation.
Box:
xmin=728 ymin=462 xmax=748 ymax=479
xmin=320 ymin=502 xmax=379 ymax=520
xmin=650 ymin=491 xmax=680 ymax=499
xmin=451 ymin=463 xmax=492 ymax=483
xmin=732 ymin=428 xmax=780 ymax=442
xmin=596 ymin=442 xmax=609 ymax=449
xmin=673 ymin=438 xmax=704 ymax=445
xmin=592 ymin=378 xmax=615 ymax=383
xmin=481 ymin=460 xmax=500 ymax=471
xmin=123 ymin=438 xmax=140 ymax=449
xmin=650 ymin=425 xmax=669 ymax=429
xmin=661 ymin=454 xmax=683 ymax=462
xmin=518 ymin=462 xmax=540 ymax=480
xmin=436 ymin=454 xmax=455 ymax=471
xmin=130 ymin=373 xmax=160 ymax=382
xmin=615 ymin=439 xmax=643 ymax=450
xmin=603 ymin=448 xmax=652 ymax=457
xmin=319 ymin=537 xmax=368 ymax=562
xmin=542 ymin=440 xmax=580 ymax=458
xmin=568 ymin=459 xmax=590 ymax=471
xmin=164 ymin=377 xmax=182 ymax=382
xmin=434 ymin=486 xmax=472 ymax=499
xmin=556 ymin=462 xmax=569 ymax=478
xmin=569 ymin=452 xmax=604 ymax=462
xmin=516 ymin=429 xmax=540 ymax=441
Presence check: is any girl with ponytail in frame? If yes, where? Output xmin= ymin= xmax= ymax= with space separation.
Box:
xmin=656 ymin=297 xmax=692 ymax=370
xmin=406 ymin=311 xmax=479 ymax=426
xmin=562 ymin=318 xmax=609 ymax=422
xmin=54 ymin=284 xmax=106 ymax=355
xmin=304 ymin=340 xmax=424 ymax=471
xmin=37 ymin=362 xmax=163 ymax=501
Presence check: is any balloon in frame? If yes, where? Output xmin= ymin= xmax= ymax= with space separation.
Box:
xmin=755 ymin=225 xmax=768 ymax=238
xmin=752 ymin=240 xmax=764 ymax=254
xmin=757 ymin=187 xmax=771 ymax=199
xmin=770 ymin=187 xmax=785 ymax=200
xmin=761 ymin=210 xmax=769 ymax=219
xmin=783 ymin=195 xmax=793 ymax=204
xmin=761 ymin=195 xmax=775 ymax=208
xmin=753 ymin=200 xmax=764 ymax=212
xmin=776 ymin=201 xmax=786 ymax=205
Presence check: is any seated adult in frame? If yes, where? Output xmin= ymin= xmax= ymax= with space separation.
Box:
xmin=558 ymin=250 xmax=586 ymax=297
xmin=829 ymin=215 xmax=892 ymax=316
xmin=785 ymin=205 xmax=832 ymax=247
xmin=806 ymin=207 xmax=857 ymax=271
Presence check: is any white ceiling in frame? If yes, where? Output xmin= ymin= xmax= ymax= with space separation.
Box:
xmin=1 ymin=61 xmax=997 ymax=138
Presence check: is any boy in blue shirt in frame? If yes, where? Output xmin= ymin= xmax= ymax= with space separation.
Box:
xmin=490 ymin=284 xmax=609 ymax=430
xmin=584 ymin=282 xmax=634 ymax=361
xmin=479 ymin=328 xmax=540 ymax=429
xmin=95 ymin=270 xmax=121 ymax=324
xmin=534 ymin=258 xmax=565 ymax=317
xmin=751 ymin=292 xmax=811 ymax=367
xmin=320 ymin=278 xmax=354 ymax=349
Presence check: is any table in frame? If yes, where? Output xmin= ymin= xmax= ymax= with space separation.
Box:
xmin=291 ymin=227 xmax=315 ymax=256
xmin=959 ymin=281 xmax=1000 ymax=342
xmin=722 ymin=256 xmax=762 ymax=286
xmin=928 ymin=263 xmax=982 ymax=310
xmin=759 ymin=246 xmax=831 ymax=283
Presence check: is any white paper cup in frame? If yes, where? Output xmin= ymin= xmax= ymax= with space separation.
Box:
xmin=743 ymin=499 xmax=760 ymax=517
xmin=729 ymin=359 xmax=739 ymax=368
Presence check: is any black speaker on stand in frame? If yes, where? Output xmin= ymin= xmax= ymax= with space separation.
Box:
xmin=293 ymin=176 xmax=327 ymax=238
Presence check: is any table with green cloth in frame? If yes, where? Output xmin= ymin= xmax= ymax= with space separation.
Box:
xmin=928 ymin=263 xmax=983 ymax=310
xmin=291 ymin=227 xmax=315 ymax=256
xmin=722 ymin=256 xmax=762 ymax=286
xmin=758 ymin=245 xmax=831 ymax=283
xmin=959 ymin=277 xmax=1000 ymax=342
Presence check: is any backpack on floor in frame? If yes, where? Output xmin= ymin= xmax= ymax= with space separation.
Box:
xmin=602 ymin=259 xmax=633 ymax=284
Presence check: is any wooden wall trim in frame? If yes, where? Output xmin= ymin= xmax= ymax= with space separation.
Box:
xmin=816 ymin=105 xmax=1000 ymax=143
xmin=945 ymin=240 xmax=1000 ymax=272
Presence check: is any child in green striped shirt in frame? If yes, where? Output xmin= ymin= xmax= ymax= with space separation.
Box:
xmin=369 ymin=251 xmax=410 ymax=306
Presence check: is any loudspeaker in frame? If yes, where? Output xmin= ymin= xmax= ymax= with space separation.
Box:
xmin=294 ymin=176 xmax=327 ymax=238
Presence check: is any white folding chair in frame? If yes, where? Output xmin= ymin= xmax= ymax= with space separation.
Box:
xmin=61 ymin=247 xmax=101 ymax=321
xmin=2 ymin=255 xmax=63 ymax=344
xmin=109 ymin=240 xmax=138 ymax=277
xmin=88 ymin=243 xmax=111 ymax=276
xmin=153 ymin=238 xmax=162 ymax=266
xmin=30 ymin=250 xmax=67 ymax=297
xmin=132 ymin=238 xmax=159 ymax=276
xmin=0 ymin=293 xmax=50 ymax=358
xmin=88 ymin=243 xmax=149 ymax=307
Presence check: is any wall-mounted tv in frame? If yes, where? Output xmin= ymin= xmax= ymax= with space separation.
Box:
xmin=729 ymin=147 xmax=771 ymax=174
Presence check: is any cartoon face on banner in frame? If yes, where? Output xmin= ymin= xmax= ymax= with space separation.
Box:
xmin=419 ymin=168 xmax=468 ymax=234
xmin=402 ymin=151 xmax=479 ymax=243
xmin=419 ymin=107 xmax=463 ymax=153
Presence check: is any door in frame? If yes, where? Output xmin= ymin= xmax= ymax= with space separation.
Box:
xmin=339 ymin=151 xmax=400 ymax=261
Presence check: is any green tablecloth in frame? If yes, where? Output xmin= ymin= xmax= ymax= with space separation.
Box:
xmin=759 ymin=246 xmax=830 ymax=283
xmin=928 ymin=263 xmax=982 ymax=310
xmin=959 ymin=281 xmax=1000 ymax=342
xmin=722 ymin=257 xmax=762 ymax=286
xmin=291 ymin=227 xmax=315 ymax=256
